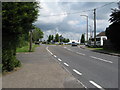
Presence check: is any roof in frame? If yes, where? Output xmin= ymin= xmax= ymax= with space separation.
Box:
xmin=97 ymin=31 xmax=106 ymax=36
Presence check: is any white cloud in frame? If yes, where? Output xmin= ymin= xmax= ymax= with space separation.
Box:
xmin=67 ymin=20 xmax=79 ymax=25
xmin=34 ymin=1 xmax=118 ymax=40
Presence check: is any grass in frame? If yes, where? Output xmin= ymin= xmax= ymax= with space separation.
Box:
xmin=16 ymin=44 xmax=39 ymax=53
xmin=87 ymin=47 xmax=120 ymax=54
xmin=87 ymin=47 xmax=103 ymax=50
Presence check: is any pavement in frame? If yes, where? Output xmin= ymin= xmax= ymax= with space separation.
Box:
xmin=79 ymin=45 xmax=120 ymax=57
xmin=2 ymin=45 xmax=84 ymax=88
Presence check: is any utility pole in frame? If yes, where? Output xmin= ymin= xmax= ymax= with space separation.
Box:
xmin=94 ymin=9 xmax=96 ymax=47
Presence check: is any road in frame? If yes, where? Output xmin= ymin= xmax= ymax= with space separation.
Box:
xmin=46 ymin=45 xmax=118 ymax=89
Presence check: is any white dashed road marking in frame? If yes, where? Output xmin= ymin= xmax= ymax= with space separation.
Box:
xmin=90 ymin=56 xmax=113 ymax=63
xmin=58 ymin=58 xmax=62 ymax=61
xmin=64 ymin=63 xmax=69 ymax=67
xmin=53 ymin=55 xmax=57 ymax=58
xmin=76 ymin=52 xmax=85 ymax=56
xmin=89 ymin=81 xmax=103 ymax=89
xmin=73 ymin=69 xmax=82 ymax=75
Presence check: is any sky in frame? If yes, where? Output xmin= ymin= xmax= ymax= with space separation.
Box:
xmin=34 ymin=0 xmax=119 ymax=41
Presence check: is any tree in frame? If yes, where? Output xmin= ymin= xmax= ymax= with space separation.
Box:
xmin=47 ymin=35 xmax=52 ymax=42
xmin=51 ymin=35 xmax=54 ymax=41
xmin=55 ymin=33 xmax=59 ymax=42
xmin=32 ymin=27 xmax=44 ymax=42
xmin=105 ymin=2 xmax=120 ymax=50
xmin=80 ymin=34 xmax=85 ymax=44
xmin=59 ymin=35 xmax=63 ymax=42
xmin=2 ymin=2 xmax=39 ymax=71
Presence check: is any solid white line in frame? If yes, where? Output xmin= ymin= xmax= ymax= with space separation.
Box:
xmin=46 ymin=47 xmax=53 ymax=55
xmin=64 ymin=63 xmax=69 ymax=66
xmin=89 ymin=80 xmax=103 ymax=89
xmin=58 ymin=58 xmax=62 ymax=61
xmin=53 ymin=55 xmax=57 ymax=58
xmin=90 ymin=56 xmax=113 ymax=63
xmin=76 ymin=52 xmax=85 ymax=56
xmin=73 ymin=69 xmax=82 ymax=75
xmin=77 ymin=80 xmax=87 ymax=89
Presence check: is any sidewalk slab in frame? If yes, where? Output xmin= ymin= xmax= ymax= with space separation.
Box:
xmin=2 ymin=45 xmax=84 ymax=88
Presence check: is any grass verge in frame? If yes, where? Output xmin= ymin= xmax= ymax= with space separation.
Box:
xmin=87 ymin=47 xmax=120 ymax=54
xmin=16 ymin=44 xmax=39 ymax=53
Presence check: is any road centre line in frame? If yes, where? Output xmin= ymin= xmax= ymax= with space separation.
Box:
xmin=67 ymin=48 xmax=71 ymax=51
xmin=76 ymin=52 xmax=85 ymax=56
xmin=89 ymin=81 xmax=104 ymax=89
xmin=90 ymin=56 xmax=113 ymax=63
xmin=53 ymin=55 xmax=57 ymax=58
xmin=64 ymin=63 xmax=69 ymax=67
xmin=58 ymin=58 xmax=62 ymax=61
xmin=73 ymin=69 xmax=82 ymax=75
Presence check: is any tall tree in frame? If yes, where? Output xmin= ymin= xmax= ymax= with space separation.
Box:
xmin=47 ymin=35 xmax=52 ymax=42
xmin=105 ymin=2 xmax=120 ymax=50
xmin=2 ymin=2 xmax=39 ymax=71
xmin=55 ymin=33 xmax=59 ymax=42
xmin=51 ymin=35 xmax=54 ymax=41
xmin=81 ymin=34 xmax=85 ymax=44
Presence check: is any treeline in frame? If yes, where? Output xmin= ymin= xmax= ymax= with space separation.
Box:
xmin=47 ymin=33 xmax=70 ymax=43
xmin=2 ymin=2 xmax=40 ymax=72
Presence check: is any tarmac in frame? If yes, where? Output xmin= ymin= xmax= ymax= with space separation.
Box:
xmin=2 ymin=45 xmax=84 ymax=88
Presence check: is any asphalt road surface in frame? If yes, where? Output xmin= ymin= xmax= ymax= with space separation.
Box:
xmin=46 ymin=45 xmax=118 ymax=89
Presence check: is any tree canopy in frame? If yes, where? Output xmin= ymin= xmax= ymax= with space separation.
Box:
xmin=32 ymin=27 xmax=44 ymax=42
xmin=105 ymin=2 xmax=120 ymax=50
xmin=81 ymin=34 xmax=85 ymax=43
xmin=2 ymin=2 xmax=39 ymax=71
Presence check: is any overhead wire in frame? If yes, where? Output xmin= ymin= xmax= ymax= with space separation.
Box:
xmin=40 ymin=0 xmax=119 ymax=17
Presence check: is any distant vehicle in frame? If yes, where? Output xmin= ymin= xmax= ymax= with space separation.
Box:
xmin=71 ymin=42 xmax=78 ymax=46
xmin=59 ymin=42 xmax=63 ymax=45
xmin=35 ymin=41 xmax=40 ymax=45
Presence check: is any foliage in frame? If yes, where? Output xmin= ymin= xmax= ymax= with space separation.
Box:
xmin=81 ymin=34 xmax=85 ymax=43
xmin=105 ymin=2 xmax=120 ymax=50
xmin=63 ymin=38 xmax=70 ymax=43
xmin=47 ymin=35 xmax=52 ymax=42
xmin=16 ymin=44 xmax=39 ymax=53
xmin=2 ymin=2 xmax=39 ymax=72
xmin=47 ymin=33 xmax=70 ymax=43
xmin=55 ymin=33 xmax=59 ymax=42
xmin=32 ymin=27 xmax=44 ymax=42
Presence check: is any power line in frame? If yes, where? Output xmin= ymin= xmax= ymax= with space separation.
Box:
xmin=40 ymin=9 xmax=93 ymax=17
xmin=95 ymin=1 xmax=118 ymax=10
xmin=40 ymin=1 xmax=118 ymax=17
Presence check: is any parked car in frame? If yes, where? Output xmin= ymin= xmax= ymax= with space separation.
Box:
xmin=35 ymin=41 xmax=40 ymax=45
xmin=71 ymin=42 xmax=77 ymax=46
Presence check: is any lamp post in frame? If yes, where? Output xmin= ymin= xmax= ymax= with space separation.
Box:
xmin=80 ymin=15 xmax=88 ymax=43
xmin=89 ymin=25 xmax=92 ymax=39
